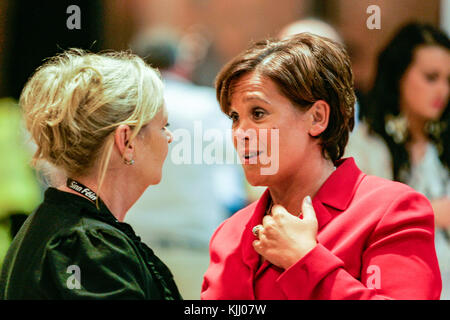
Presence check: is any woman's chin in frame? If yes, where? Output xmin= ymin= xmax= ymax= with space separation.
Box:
xmin=147 ymin=173 xmax=163 ymax=186
xmin=244 ymin=170 xmax=272 ymax=187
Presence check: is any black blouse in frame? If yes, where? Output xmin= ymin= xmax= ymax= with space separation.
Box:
xmin=0 ymin=188 xmax=182 ymax=300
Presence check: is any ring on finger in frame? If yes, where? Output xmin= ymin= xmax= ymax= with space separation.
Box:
xmin=252 ymin=224 xmax=263 ymax=238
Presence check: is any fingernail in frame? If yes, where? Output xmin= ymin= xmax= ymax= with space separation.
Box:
xmin=304 ymin=195 xmax=312 ymax=205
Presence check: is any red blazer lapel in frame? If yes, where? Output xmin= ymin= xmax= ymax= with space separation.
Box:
xmin=241 ymin=189 xmax=270 ymax=273
xmin=313 ymin=158 xmax=366 ymax=230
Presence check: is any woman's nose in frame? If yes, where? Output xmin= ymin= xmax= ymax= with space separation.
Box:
xmin=234 ymin=116 xmax=255 ymax=133
xmin=233 ymin=122 xmax=257 ymax=146
xmin=233 ymin=128 xmax=252 ymax=142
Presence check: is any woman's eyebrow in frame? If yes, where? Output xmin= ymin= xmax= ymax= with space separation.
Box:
xmin=228 ymin=95 xmax=271 ymax=113
xmin=243 ymin=95 xmax=271 ymax=105
xmin=228 ymin=108 xmax=236 ymax=113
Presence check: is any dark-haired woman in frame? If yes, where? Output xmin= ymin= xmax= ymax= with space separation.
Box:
xmin=346 ymin=22 xmax=450 ymax=299
xmin=201 ymin=33 xmax=442 ymax=300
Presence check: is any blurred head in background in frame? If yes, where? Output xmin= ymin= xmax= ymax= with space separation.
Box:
xmin=366 ymin=22 xmax=450 ymax=179
xmin=130 ymin=28 xmax=180 ymax=72
xmin=131 ymin=26 xmax=213 ymax=83
xmin=278 ymin=18 xmax=343 ymax=43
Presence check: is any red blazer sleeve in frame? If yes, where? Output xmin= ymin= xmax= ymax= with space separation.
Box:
xmin=276 ymin=191 xmax=442 ymax=300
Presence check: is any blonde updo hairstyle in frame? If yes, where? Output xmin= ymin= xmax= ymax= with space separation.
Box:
xmin=20 ymin=49 xmax=164 ymax=193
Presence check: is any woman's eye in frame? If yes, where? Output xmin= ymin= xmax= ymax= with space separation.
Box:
xmin=252 ymin=108 xmax=265 ymax=120
xmin=425 ymin=73 xmax=438 ymax=82
xmin=163 ymin=123 xmax=170 ymax=130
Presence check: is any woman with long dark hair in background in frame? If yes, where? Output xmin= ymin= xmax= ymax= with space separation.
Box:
xmin=346 ymin=22 xmax=450 ymax=299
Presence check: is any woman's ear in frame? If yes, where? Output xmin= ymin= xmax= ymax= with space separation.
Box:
xmin=114 ymin=124 xmax=134 ymax=160
xmin=308 ymin=100 xmax=330 ymax=137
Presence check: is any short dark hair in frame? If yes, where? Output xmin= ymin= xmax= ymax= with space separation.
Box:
xmin=215 ymin=33 xmax=356 ymax=163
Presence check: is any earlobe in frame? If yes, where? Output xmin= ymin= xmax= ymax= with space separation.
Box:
xmin=308 ymin=100 xmax=330 ymax=137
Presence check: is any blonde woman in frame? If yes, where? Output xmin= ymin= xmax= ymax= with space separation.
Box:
xmin=0 ymin=49 xmax=181 ymax=299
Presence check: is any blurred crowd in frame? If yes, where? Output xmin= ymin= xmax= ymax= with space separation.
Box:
xmin=0 ymin=0 xmax=449 ymax=299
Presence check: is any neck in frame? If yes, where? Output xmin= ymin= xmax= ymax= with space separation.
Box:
xmin=60 ymin=171 xmax=145 ymax=222
xmin=401 ymin=107 xmax=428 ymax=144
xmin=268 ymin=155 xmax=335 ymax=216
xmin=408 ymin=116 xmax=428 ymax=144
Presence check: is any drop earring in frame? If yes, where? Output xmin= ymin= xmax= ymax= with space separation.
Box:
xmin=385 ymin=114 xmax=408 ymax=144
xmin=425 ymin=120 xmax=446 ymax=140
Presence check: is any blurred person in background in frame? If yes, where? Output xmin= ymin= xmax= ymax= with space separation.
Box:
xmin=0 ymin=98 xmax=41 ymax=268
xmin=345 ymin=22 xmax=450 ymax=299
xmin=128 ymin=29 xmax=247 ymax=299
xmin=279 ymin=17 xmax=343 ymax=45
xmin=0 ymin=49 xmax=181 ymax=299
xmin=201 ymin=33 xmax=441 ymax=300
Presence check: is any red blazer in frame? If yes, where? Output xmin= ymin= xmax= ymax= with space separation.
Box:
xmin=201 ymin=158 xmax=442 ymax=300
